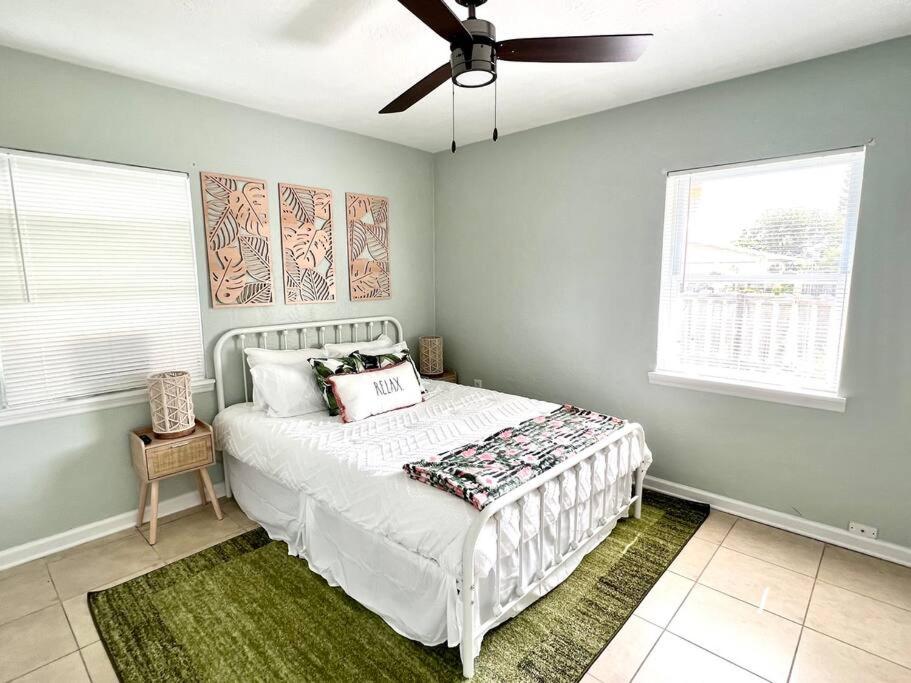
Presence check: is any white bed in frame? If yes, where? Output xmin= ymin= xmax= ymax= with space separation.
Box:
xmin=213 ymin=317 xmax=652 ymax=677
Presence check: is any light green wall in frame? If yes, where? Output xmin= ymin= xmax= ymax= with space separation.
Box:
xmin=0 ymin=46 xmax=436 ymax=551
xmin=434 ymin=37 xmax=911 ymax=548
xmin=3 ymin=36 xmax=910 ymax=555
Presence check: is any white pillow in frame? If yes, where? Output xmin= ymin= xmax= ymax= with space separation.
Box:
xmin=365 ymin=341 xmax=408 ymax=355
xmin=327 ymin=361 xmax=423 ymax=423
xmin=244 ymin=347 xmax=323 ymax=410
xmin=244 ymin=347 xmax=324 ymax=368
xmin=249 ymin=362 xmax=325 ymax=418
xmin=323 ymin=334 xmax=395 ymax=358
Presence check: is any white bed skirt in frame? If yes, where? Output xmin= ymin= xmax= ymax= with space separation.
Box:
xmin=228 ymin=453 xmax=638 ymax=648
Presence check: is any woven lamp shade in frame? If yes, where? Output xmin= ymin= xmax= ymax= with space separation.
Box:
xmin=147 ymin=371 xmax=196 ymax=439
xmin=419 ymin=336 xmax=444 ymax=376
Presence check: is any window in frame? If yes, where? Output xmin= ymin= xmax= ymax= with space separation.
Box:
xmin=0 ymin=150 xmax=206 ymax=419
xmin=651 ymin=149 xmax=865 ymax=411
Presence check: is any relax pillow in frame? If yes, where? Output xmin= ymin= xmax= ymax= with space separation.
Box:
xmin=308 ymin=355 xmax=366 ymax=416
xmin=353 ymin=346 xmax=426 ymax=394
xmin=323 ymin=333 xmax=395 ymax=358
xmin=249 ymin=363 xmax=325 ymax=418
xmin=327 ymin=362 xmax=424 ymax=423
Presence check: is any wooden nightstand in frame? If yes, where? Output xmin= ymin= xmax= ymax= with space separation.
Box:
xmin=422 ymin=369 xmax=458 ymax=384
xmin=130 ymin=419 xmax=223 ymax=545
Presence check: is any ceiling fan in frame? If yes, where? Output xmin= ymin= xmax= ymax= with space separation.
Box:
xmin=379 ymin=0 xmax=652 ymax=143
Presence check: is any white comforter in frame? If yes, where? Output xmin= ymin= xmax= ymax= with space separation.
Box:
xmin=214 ymin=381 xmax=650 ymax=578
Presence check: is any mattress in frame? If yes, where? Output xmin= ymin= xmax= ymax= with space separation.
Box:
xmin=214 ymin=380 xmax=652 ymax=646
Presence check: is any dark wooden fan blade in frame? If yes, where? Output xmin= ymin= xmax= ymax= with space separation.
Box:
xmin=496 ymin=34 xmax=652 ymax=63
xmin=379 ymin=63 xmax=452 ymax=114
xmin=397 ymin=0 xmax=473 ymax=44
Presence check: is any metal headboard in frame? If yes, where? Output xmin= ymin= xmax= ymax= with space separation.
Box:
xmin=212 ymin=315 xmax=404 ymax=414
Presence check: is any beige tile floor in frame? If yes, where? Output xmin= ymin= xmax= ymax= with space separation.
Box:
xmin=1 ymin=504 xmax=909 ymax=682
xmin=590 ymin=510 xmax=911 ymax=683
xmin=0 ymin=499 xmax=253 ymax=682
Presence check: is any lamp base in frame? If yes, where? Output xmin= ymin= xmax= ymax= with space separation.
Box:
xmin=153 ymin=425 xmax=197 ymax=440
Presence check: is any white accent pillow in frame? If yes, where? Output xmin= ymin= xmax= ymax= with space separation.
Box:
xmin=244 ymin=347 xmax=324 ymax=368
xmin=327 ymin=361 xmax=423 ymax=423
xmin=323 ymin=334 xmax=395 ymax=358
xmin=249 ymin=362 xmax=326 ymax=418
xmin=365 ymin=341 xmax=407 ymax=355
xmin=244 ymin=347 xmax=323 ymax=410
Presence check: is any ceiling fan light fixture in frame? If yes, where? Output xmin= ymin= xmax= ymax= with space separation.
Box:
xmin=453 ymin=65 xmax=496 ymax=88
xmin=451 ymin=43 xmax=497 ymax=88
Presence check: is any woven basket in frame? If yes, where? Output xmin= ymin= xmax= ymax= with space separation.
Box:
xmin=147 ymin=371 xmax=196 ymax=439
xmin=419 ymin=336 xmax=444 ymax=376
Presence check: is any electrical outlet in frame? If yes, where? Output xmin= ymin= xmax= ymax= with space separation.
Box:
xmin=473 ymin=379 xmax=483 ymax=388
xmin=848 ymin=521 xmax=878 ymax=539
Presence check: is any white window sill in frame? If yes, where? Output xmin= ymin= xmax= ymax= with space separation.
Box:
xmin=0 ymin=379 xmax=216 ymax=427
xmin=647 ymin=371 xmax=846 ymax=413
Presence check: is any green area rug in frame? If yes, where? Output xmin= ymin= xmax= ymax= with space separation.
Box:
xmin=89 ymin=490 xmax=707 ymax=682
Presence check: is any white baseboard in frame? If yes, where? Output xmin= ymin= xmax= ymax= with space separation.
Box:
xmin=645 ymin=475 xmax=911 ymax=568
xmin=3 ymin=475 xmax=909 ymax=573
xmin=0 ymin=482 xmax=227 ymax=572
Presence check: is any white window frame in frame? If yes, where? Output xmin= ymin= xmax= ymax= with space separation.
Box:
xmin=0 ymin=379 xmax=214 ymax=427
xmin=650 ymin=147 xmax=865 ymax=413
xmin=0 ymin=148 xmax=211 ymax=427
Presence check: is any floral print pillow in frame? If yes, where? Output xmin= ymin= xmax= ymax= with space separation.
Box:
xmin=308 ymin=355 xmax=366 ymax=416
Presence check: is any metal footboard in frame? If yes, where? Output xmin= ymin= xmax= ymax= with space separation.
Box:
xmin=458 ymin=424 xmax=647 ymax=678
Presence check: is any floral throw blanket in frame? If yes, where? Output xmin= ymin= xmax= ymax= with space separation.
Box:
xmin=403 ymin=405 xmax=626 ymax=510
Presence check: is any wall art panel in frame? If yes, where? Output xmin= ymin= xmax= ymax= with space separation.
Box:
xmin=278 ymin=183 xmax=335 ymax=304
xmin=346 ymin=192 xmax=390 ymax=301
xmin=200 ymin=172 xmax=273 ymax=307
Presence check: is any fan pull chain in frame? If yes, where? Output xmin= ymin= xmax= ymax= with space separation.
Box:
xmin=493 ymin=78 xmax=499 ymax=142
xmin=451 ymin=82 xmax=457 ymax=154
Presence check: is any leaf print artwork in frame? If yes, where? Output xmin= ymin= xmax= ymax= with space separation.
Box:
xmin=201 ymin=172 xmax=273 ymax=307
xmin=350 ymin=258 xmax=390 ymax=300
xmin=231 ymin=182 xmax=270 ymax=236
xmin=209 ymin=245 xmax=246 ymax=305
xmin=299 ymin=268 xmax=331 ymax=301
xmin=239 ymin=282 xmax=271 ymax=304
xmin=239 ymin=235 xmax=271 ymax=282
xmin=281 ymin=183 xmax=316 ymax=226
xmin=348 ymin=220 xmax=368 ymax=260
xmin=346 ymin=193 xmax=390 ymax=300
xmin=205 ymin=196 xmax=239 ymax=251
xmin=278 ymin=183 xmax=335 ymax=304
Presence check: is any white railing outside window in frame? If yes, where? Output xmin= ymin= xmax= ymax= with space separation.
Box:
xmin=0 ymin=149 xmax=206 ymax=423
xmin=651 ymin=149 xmax=865 ymax=411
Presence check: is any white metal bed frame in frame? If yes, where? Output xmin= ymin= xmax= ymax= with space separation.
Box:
xmin=212 ymin=315 xmax=646 ymax=679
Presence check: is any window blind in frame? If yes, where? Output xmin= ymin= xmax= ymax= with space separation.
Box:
xmin=0 ymin=160 xmax=26 ymax=305
xmin=0 ymin=151 xmax=205 ymax=409
xmin=655 ymin=149 xmax=865 ymax=395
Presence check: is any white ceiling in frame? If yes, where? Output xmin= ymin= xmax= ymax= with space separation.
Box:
xmin=1 ymin=0 xmax=909 ymax=152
